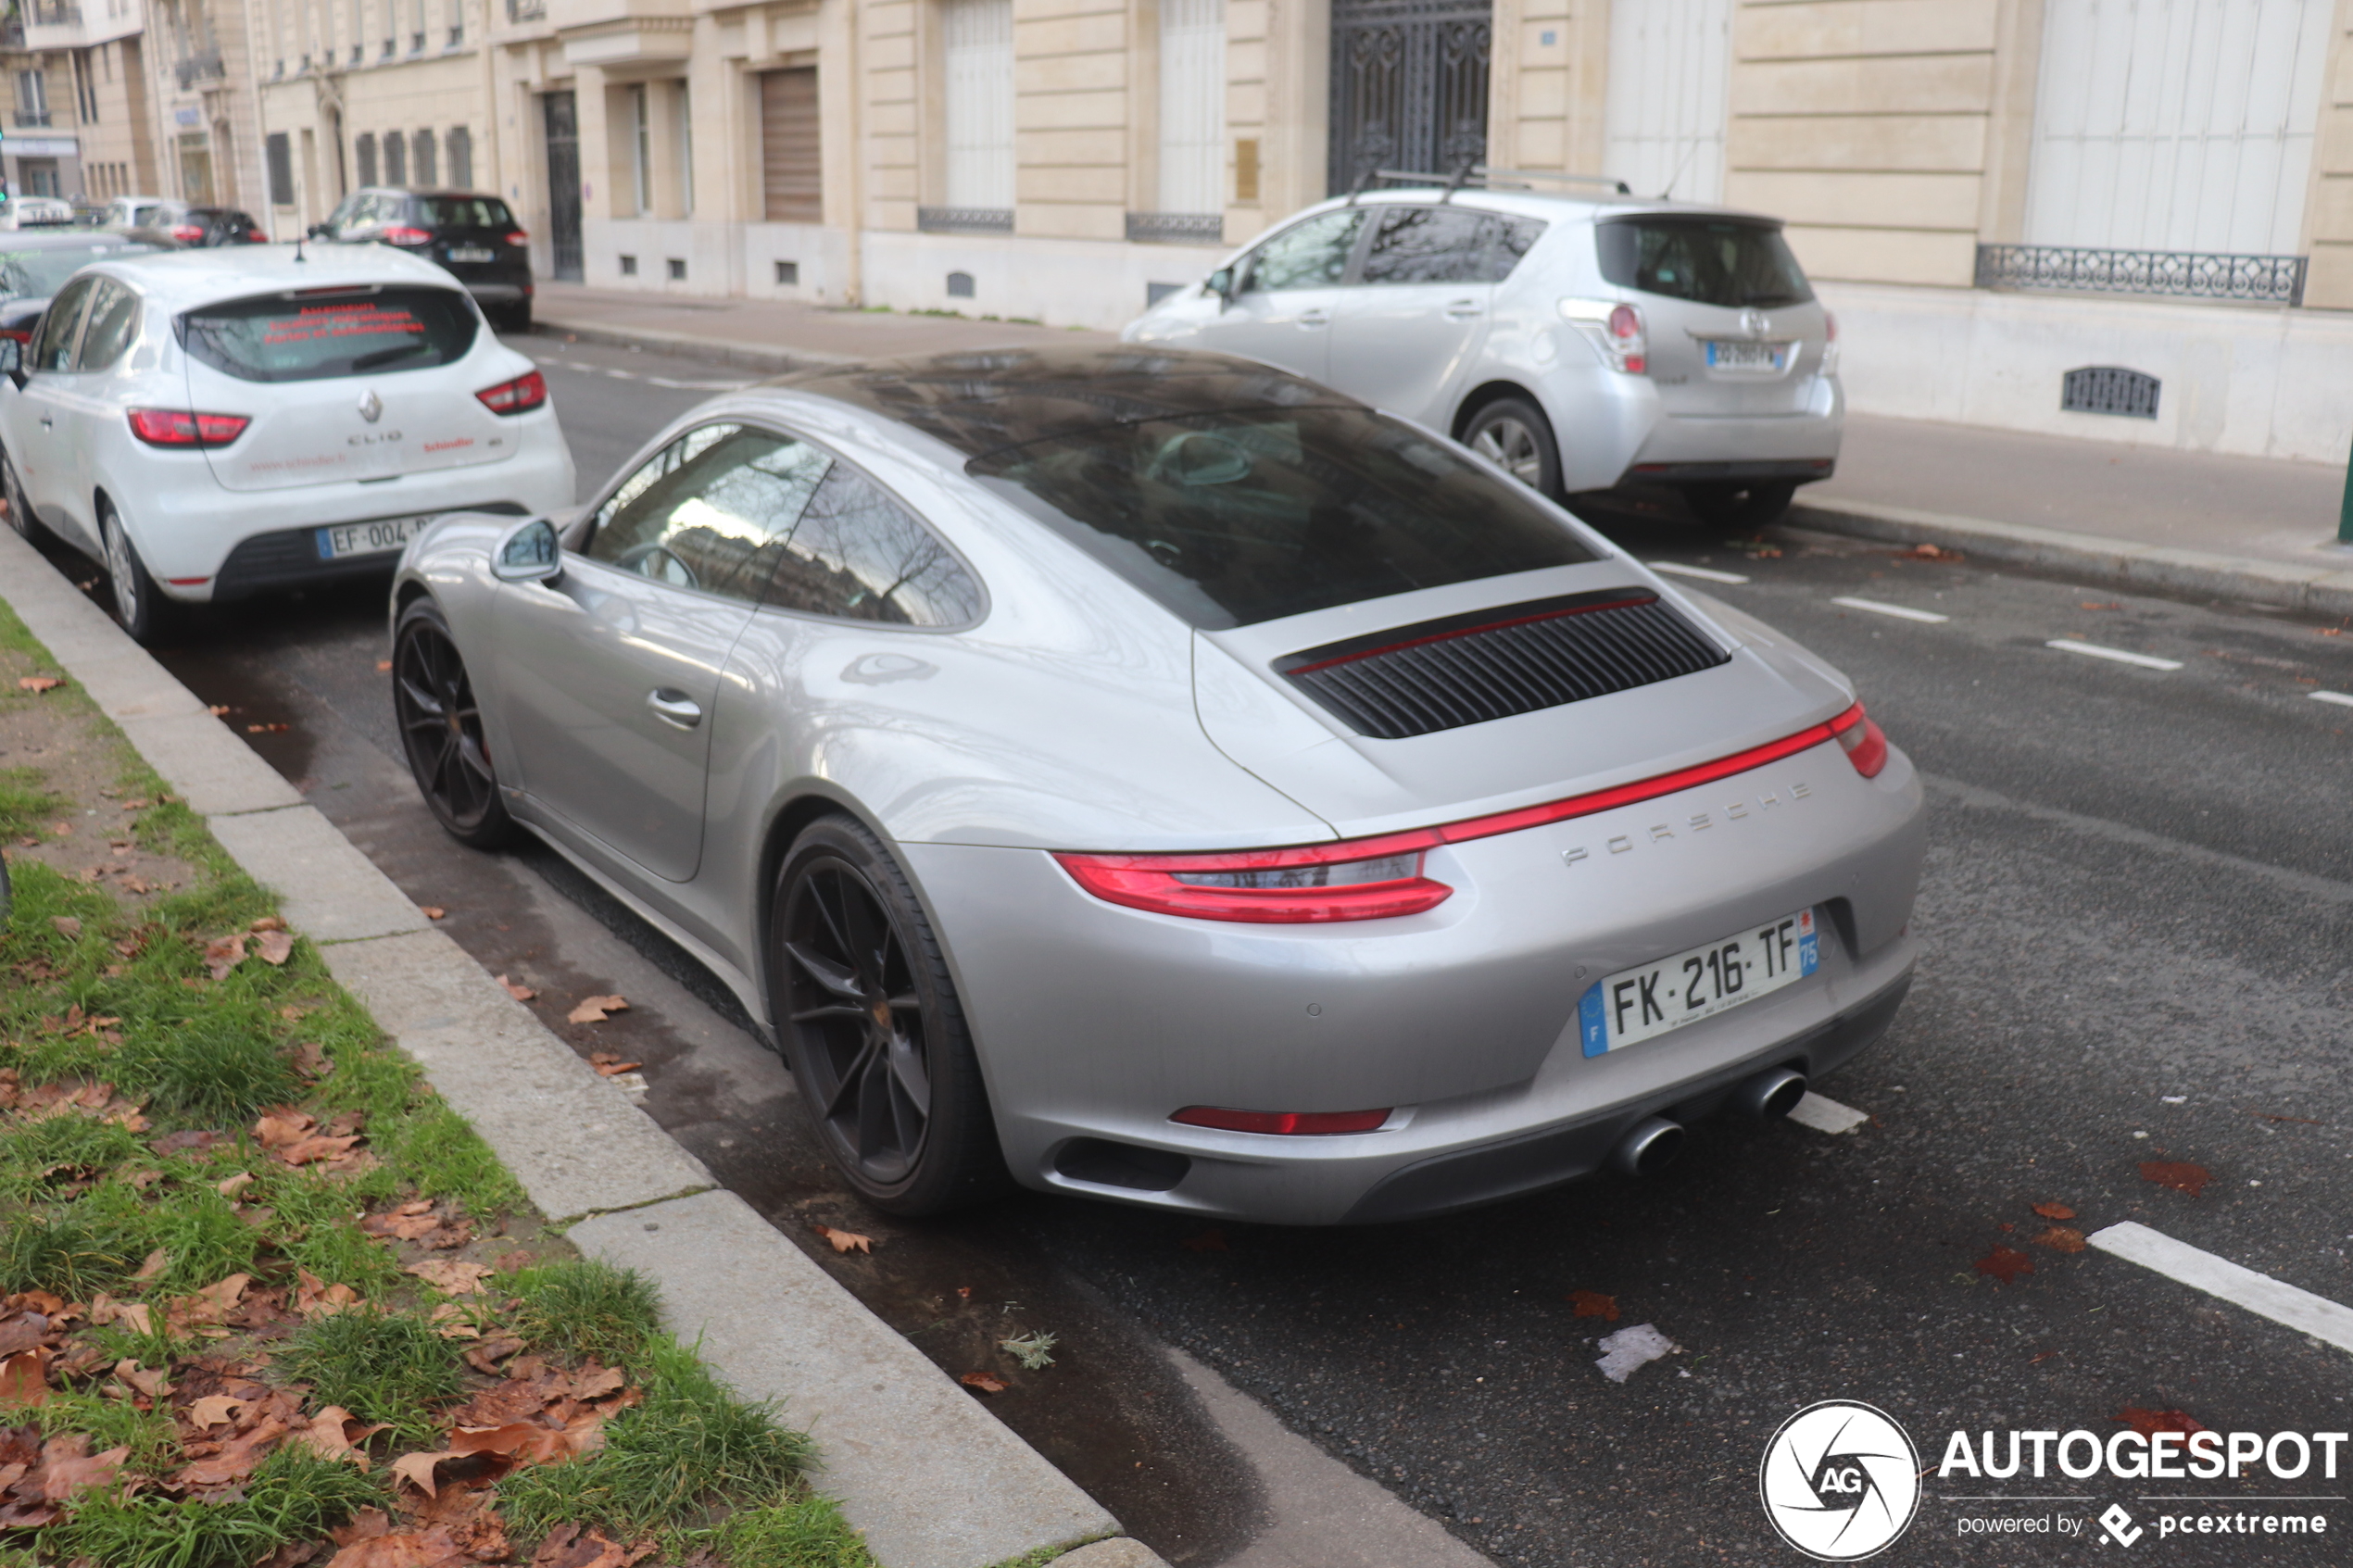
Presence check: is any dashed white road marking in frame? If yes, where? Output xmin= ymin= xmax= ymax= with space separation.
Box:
xmin=2045 ymin=639 xmax=2183 ymax=671
xmin=531 ymin=355 xmax=749 ymax=392
xmin=1831 ymin=596 xmax=1950 ymax=623
xmin=2088 ymin=1222 xmax=2353 ymax=1355
xmin=2312 ymin=690 xmax=2353 ymax=708
xmin=1647 ymin=561 xmax=1749 ymax=584
xmin=1787 ymin=1092 xmax=1869 ymax=1135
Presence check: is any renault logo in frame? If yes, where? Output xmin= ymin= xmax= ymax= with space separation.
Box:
xmin=358 ymin=389 xmax=383 ymax=423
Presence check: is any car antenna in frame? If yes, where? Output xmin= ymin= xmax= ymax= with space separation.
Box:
xmin=295 ymin=230 xmax=308 ymax=262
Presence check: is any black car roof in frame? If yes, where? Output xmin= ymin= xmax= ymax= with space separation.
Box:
xmin=776 ymin=345 xmax=1362 ymax=459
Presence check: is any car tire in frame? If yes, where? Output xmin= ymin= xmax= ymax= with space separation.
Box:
xmin=3 ymin=448 xmax=50 ymax=547
xmin=1682 ymin=481 xmax=1798 ymax=529
xmin=101 ymin=502 xmax=171 ymax=645
xmin=391 ymin=596 xmax=513 ymax=849
xmin=1462 ymin=395 xmax=1563 ymax=498
xmin=771 ymin=814 xmax=1010 ymax=1216
xmin=495 ymin=302 xmax=532 ymax=334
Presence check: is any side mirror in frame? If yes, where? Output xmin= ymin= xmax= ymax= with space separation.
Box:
xmin=492 ymin=516 xmax=562 ymax=584
xmin=306 ymin=222 xmax=327 ymax=239
xmin=0 ymin=339 xmax=19 ymax=381
xmin=1207 ymin=267 xmax=1235 ymax=310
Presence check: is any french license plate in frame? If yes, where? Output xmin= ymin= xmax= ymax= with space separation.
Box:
xmin=447 ymin=246 xmax=495 ymax=263
xmin=1578 ymin=909 xmax=1818 ymax=1058
xmin=315 ymin=515 xmax=429 ymax=559
xmin=1705 ymin=339 xmax=1788 ymax=371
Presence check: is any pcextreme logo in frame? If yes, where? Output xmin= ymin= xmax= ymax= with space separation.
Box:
xmin=1759 ymin=1401 xmax=1923 ymax=1561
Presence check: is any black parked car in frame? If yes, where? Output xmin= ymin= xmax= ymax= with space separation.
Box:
xmin=312 ymin=187 xmax=535 ymax=331
xmin=0 ymin=230 xmax=176 ymax=344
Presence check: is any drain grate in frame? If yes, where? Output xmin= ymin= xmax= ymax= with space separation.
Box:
xmin=2061 ymin=366 xmax=2160 ymax=420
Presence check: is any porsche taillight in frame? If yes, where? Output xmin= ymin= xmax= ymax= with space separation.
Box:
xmin=1830 ymin=701 xmax=1889 ymax=778
xmin=1053 ymin=845 xmax=1452 ymax=924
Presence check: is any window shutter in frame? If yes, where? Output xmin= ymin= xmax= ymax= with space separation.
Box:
xmin=1158 ymin=0 xmax=1225 ymax=215
xmin=942 ymin=0 xmax=1014 ymax=211
xmin=760 ymin=68 xmax=822 ymax=222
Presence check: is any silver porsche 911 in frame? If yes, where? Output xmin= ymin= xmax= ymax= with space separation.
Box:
xmin=389 ymin=345 xmax=1923 ymax=1225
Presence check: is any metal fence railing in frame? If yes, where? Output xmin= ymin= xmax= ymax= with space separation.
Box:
xmin=1975 ymin=244 xmax=2307 ymax=307
xmin=1126 ymin=211 xmax=1224 ymax=245
xmin=917 ymin=207 xmax=1014 ymax=235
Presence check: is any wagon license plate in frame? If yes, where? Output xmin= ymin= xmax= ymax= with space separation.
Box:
xmin=447 ymin=246 xmax=495 ymax=263
xmin=315 ymin=515 xmax=429 ymax=559
xmin=1579 ymin=909 xmax=1818 ymax=1057
xmin=1705 ymin=339 xmax=1788 ymax=371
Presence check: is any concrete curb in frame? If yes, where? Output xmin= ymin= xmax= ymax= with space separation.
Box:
xmin=0 ymin=528 xmax=1147 ymax=1568
xmin=532 ymin=315 xmax=844 ymax=375
xmin=1789 ymin=495 xmax=2353 ymax=620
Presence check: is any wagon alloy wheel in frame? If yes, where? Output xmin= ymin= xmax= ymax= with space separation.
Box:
xmin=1470 ymin=417 xmax=1541 ymax=483
xmin=772 ymin=817 xmax=1008 ymax=1215
xmin=392 ymin=598 xmax=511 ymax=847
xmin=1462 ymin=395 xmax=1563 ymax=498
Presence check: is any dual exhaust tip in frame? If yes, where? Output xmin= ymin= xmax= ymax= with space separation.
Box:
xmin=1607 ymin=1065 xmax=1807 ymax=1178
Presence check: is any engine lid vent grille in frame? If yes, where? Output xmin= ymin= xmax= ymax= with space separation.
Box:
xmin=1276 ymin=589 xmax=1730 ymax=740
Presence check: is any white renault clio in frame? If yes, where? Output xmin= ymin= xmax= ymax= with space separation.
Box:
xmin=0 ymin=245 xmax=573 ymax=640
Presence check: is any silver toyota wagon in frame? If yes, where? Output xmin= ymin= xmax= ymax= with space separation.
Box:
xmin=1123 ymin=177 xmax=1841 ymax=527
xmin=391 ymin=347 xmax=1920 ymax=1225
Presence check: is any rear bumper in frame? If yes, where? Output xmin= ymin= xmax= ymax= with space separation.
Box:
xmin=1622 ymin=458 xmax=1837 ymax=485
xmin=212 ymin=507 xmax=530 ymax=602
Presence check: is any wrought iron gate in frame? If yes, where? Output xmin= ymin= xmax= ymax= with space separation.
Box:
xmin=543 ymin=91 xmax=583 ymax=282
xmin=1327 ymin=0 xmax=1492 ymax=195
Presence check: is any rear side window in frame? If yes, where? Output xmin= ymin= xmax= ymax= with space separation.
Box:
xmin=1596 ymin=218 xmax=1812 ymax=308
xmin=75 ymin=279 xmax=142 ymax=370
xmin=1361 ymin=207 xmax=1550 ymax=285
xmin=418 ymin=197 xmax=514 ymax=230
xmin=179 ymin=286 xmax=478 ymax=383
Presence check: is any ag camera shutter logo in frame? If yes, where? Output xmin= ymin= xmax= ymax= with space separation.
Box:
xmin=1759 ymin=1400 xmax=1922 ymax=1560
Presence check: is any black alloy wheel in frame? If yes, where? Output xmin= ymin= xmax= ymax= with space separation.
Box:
xmin=2 ymin=449 xmax=48 ymax=546
xmin=774 ymin=815 xmax=1006 ymax=1214
xmin=1462 ymin=395 xmax=1564 ymax=499
xmin=101 ymin=501 xmax=170 ymax=645
xmin=1683 ymin=480 xmax=1798 ymax=529
xmin=392 ymin=597 xmax=512 ymax=848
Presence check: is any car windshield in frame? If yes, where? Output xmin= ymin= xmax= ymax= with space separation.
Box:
xmin=1596 ymin=218 xmax=1813 ymax=308
xmin=969 ymin=407 xmax=1599 ymax=629
xmin=0 ymin=242 xmax=163 ymax=299
xmin=179 ymin=285 xmax=478 ymax=383
xmin=417 ymin=197 xmax=514 ymax=231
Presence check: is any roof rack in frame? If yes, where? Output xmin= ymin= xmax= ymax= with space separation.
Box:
xmin=1344 ymin=165 xmax=1633 ymax=205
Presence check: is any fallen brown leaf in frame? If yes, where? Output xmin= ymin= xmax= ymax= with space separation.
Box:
xmin=406 ymin=1259 xmax=494 ymax=1297
xmin=173 ymin=1414 xmax=289 ymax=1488
xmin=2032 ymin=1225 xmax=2086 ymax=1253
xmin=217 ymin=1171 xmax=256 ymax=1199
xmin=2117 ymin=1406 xmax=2208 ymax=1437
xmin=465 ymin=1336 xmax=526 ymax=1375
xmin=421 ymin=906 xmax=447 ymax=920
xmin=327 ymin=1524 xmax=468 ymax=1567
xmin=47 ymin=916 xmax=80 ymax=939
xmin=131 ymin=1248 xmax=170 ymax=1283
xmin=295 ymin=1268 xmax=360 ymax=1320
xmin=1567 ymin=1289 xmax=1620 ymax=1322
xmin=186 ymin=1393 xmax=246 ymax=1429
xmin=961 ymin=1372 xmax=1009 ymax=1394
xmin=1974 ymin=1246 xmax=2034 ymax=1286
xmin=2139 ymin=1161 xmax=2211 ymax=1198
xmin=390 ymin=1448 xmax=452 ymax=1499
xmin=0 ymin=1349 xmax=47 ymax=1407
xmin=813 ymin=1224 xmax=873 ymax=1255
xmin=16 ymin=676 xmax=60 ymax=693
xmin=88 ymin=1298 xmax=154 ymax=1336
xmin=531 ymin=1523 xmax=649 ymax=1568
xmin=567 ymin=995 xmax=628 ymax=1024
xmin=2031 ymin=1201 xmax=2076 ymax=1221
xmin=254 ymin=929 xmax=295 ymax=966
xmin=34 ymin=1435 xmax=126 ymax=1500
xmin=497 ymin=973 xmax=537 ymax=1002
xmin=588 ymin=1052 xmax=642 ymax=1076
xmin=294 ymin=1405 xmax=392 ymax=1470
xmin=111 ymin=1359 xmax=170 ymax=1399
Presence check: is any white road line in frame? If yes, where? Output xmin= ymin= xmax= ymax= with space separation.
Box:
xmin=2088 ymin=1222 xmax=2353 ymax=1355
xmin=1647 ymin=561 xmax=1749 ymax=584
xmin=647 ymin=376 xmax=754 ymax=391
xmin=2045 ymin=639 xmax=2183 ymax=671
xmin=1786 ymin=1092 xmax=1869 ymax=1135
xmin=1832 ymin=596 xmax=1950 ymax=623
xmin=2312 ymin=690 xmax=2353 ymax=708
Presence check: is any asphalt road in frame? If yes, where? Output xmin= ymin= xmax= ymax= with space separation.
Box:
xmin=49 ymin=336 xmax=2353 ymax=1567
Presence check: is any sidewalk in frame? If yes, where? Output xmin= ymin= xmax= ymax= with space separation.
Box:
xmin=534 ymin=284 xmax=2353 ymax=616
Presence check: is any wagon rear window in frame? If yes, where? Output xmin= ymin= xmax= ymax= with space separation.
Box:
xmin=1596 ymin=218 xmax=1813 ymax=309
xmin=179 ymin=286 xmax=477 ymax=383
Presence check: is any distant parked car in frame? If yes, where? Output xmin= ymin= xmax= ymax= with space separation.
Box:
xmin=313 ymin=188 xmax=534 ymax=332
xmin=98 ymin=195 xmax=173 ymax=230
xmin=1124 ymin=174 xmax=1842 ymax=526
xmin=0 ymin=245 xmax=573 ymax=642
xmin=151 ymin=205 xmax=268 ymax=246
xmin=2 ymin=197 xmax=77 ymax=230
xmin=0 ymin=230 xmax=177 ymax=344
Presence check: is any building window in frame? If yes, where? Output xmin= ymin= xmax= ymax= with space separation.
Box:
xmin=16 ymin=70 xmax=50 ymax=129
xmin=775 ymin=259 xmax=799 ymax=284
xmin=1601 ymin=0 xmax=1731 ymax=204
xmin=70 ymin=51 xmax=97 ymax=122
xmin=630 ymin=83 xmax=651 ymax=214
xmin=447 ymin=125 xmax=472 ymax=189
xmin=415 ymin=127 xmax=436 ymax=186
xmin=666 ymin=257 xmax=685 ymax=280
xmin=619 ymin=253 xmax=637 ymax=275
xmin=674 ymin=82 xmax=692 ymax=216
xmin=266 ymin=132 xmax=296 ymax=207
xmin=384 ymin=128 xmax=406 ymax=184
xmin=2024 ymin=0 xmax=2332 ymax=257
xmin=356 ymin=132 xmax=378 ymax=185
xmin=1157 ymin=0 xmax=1224 ymax=217
xmin=760 ymin=67 xmax=821 ymax=222
xmin=941 ymin=0 xmax=1013 ymax=214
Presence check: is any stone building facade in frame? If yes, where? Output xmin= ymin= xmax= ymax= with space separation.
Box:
xmin=0 ymin=0 xmax=159 ymax=205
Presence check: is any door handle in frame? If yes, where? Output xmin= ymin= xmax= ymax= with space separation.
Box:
xmin=36 ymin=417 xmax=52 ymax=429
xmin=1297 ymin=308 xmax=1330 ymax=328
xmin=646 ymin=689 xmax=702 ymax=729
xmin=1444 ymin=300 xmax=1483 ymax=319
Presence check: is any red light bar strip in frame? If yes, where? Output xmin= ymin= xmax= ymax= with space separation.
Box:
xmin=1170 ymin=1106 xmax=1393 ymax=1135
xmin=1065 ymin=705 xmax=1863 ymax=875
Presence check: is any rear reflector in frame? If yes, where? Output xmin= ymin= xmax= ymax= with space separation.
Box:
xmin=504 ymin=231 xmax=529 ymax=246
xmin=1831 ymin=701 xmax=1889 ymax=778
xmin=128 ymin=408 xmax=250 ymax=447
xmin=383 ymin=226 xmax=432 ymax=245
xmin=1171 ymin=1107 xmax=1392 ymax=1135
xmin=475 ymin=370 xmax=547 ymax=415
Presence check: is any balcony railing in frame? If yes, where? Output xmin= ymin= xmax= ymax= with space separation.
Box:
xmin=1126 ymin=211 xmax=1223 ymax=245
xmin=1975 ymin=244 xmax=2308 ymax=307
xmin=918 ymin=207 xmax=1013 ymax=235
xmin=28 ymin=1 xmax=81 ymax=25
xmin=507 ymin=0 xmax=546 ymax=19
xmin=14 ymin=110 xmax=50 ymax=127
xmin=0 ymin=17 xmax=24 ymax=44
xmin=175 ymin=50 xmax=227 ymax=88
